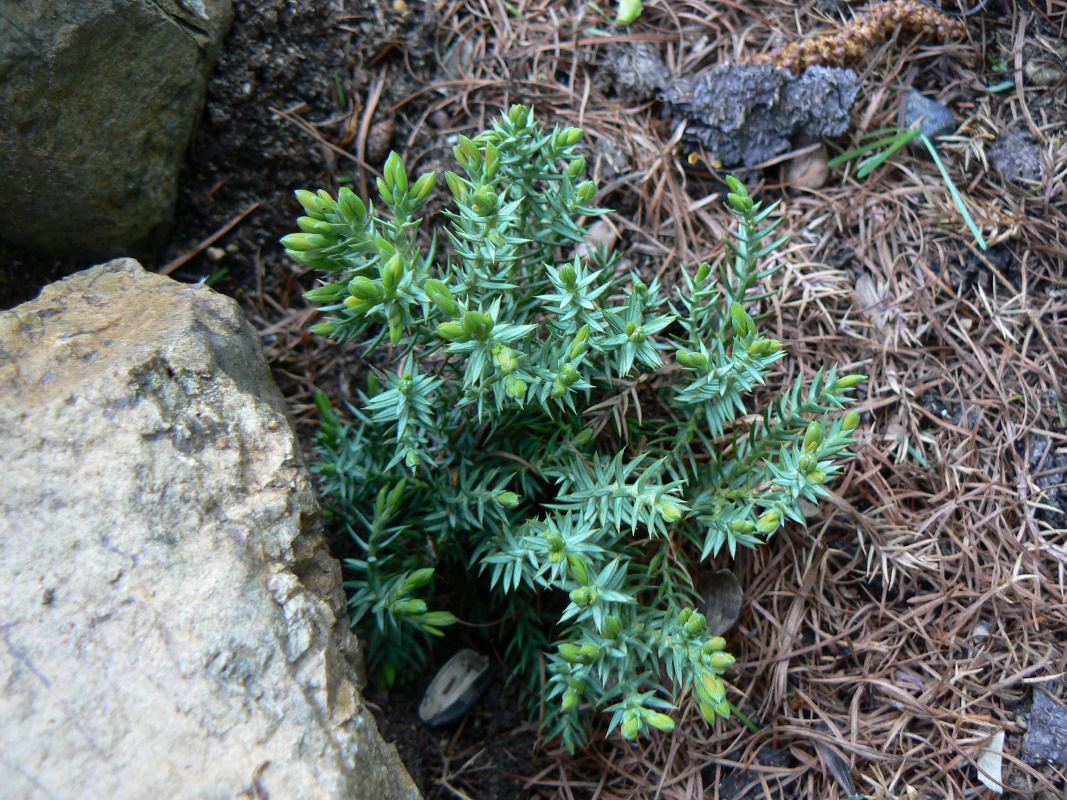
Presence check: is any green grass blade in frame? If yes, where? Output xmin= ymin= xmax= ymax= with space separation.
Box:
xmin=855 ymin=129 xmax=920 ymax=178
xmin=920 ymin=134 xmax=987 ymax=251
xmin=827 ymin=135 xmax=905 ymax=168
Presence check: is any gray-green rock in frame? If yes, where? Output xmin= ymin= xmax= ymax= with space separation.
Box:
xmin=0 ymin=1 xmax=233 ymax=261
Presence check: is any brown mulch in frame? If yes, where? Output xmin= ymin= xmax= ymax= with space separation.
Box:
xmin=170 ymin=0 xmax=1067 ymax=798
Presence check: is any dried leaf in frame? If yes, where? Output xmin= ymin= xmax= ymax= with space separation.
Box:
xmin=697 ymin=569 xmax=744 ymax=637
xmin=813 ymin=737 xmax=857 ymax=797
xmin=975 ymin=728 xmax=1005 ymax=794
xmin=854 ymin=272 xmax=891 ymax=338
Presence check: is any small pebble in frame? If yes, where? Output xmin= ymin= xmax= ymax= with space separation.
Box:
xmin=784 ymin=142 xmax=829 ymax=189
xmin=902 ymin=90 xmax=956 ymax=143
xmin=206 ymin=246 xmax=226 ymax=262
xmin=364 ymin=118 xmax=396 ymax=163
xmin=428 ymin=109 xmax=450 ymax=129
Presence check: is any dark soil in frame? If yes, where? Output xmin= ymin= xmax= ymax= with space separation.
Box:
xmin=367 ymin=651 xmax=543 ymax=800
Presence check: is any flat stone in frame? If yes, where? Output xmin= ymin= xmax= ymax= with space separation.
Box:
xmin=0 ymin=259 xmax=420 ymax=799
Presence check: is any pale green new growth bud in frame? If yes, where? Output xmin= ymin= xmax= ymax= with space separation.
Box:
xmin=677 ymin=350 xmax=708 ymax=369
xmin=576 ymin=180 xmax=596 ymax=204
xmin=684 ymin=611 xmax=706 ymax=636
xmin=621 ymin=715 xmax=641 ymax=740
xmin=569 ymin=325 xmax=590 ymax=360
xmin=561 ymin=690 xmax=579 ymax=712
xmin=558 ymin=643 xmax=581 ymax=663
xmin=707 ymin=636 xmax=727 ymax=653
xmin=731 ymin=519 xmax=755 ymax=533
xmin=304 ymin=284 xmax=343 ymax=303
xmin=457 ymin=135 xmax=481 ymax=165
xmin=695 ymin=262 xmax=712 ymax=285
xmin=727 ymin=192 xmax=751 ymax=212
xmin=337 ymin=187 xmax=366 ymax=220
xmin=386 ymin=152 xmax=408 ymax=194
xmin=559 ymin=364 xmax=579 ymax=386
xmin=730 ymin=302 xmax=754 ymax=336
xmin=472 ymin=190 xmax=497 ymax=215
xmin=567 ymin=156 xmax=586 ymax=178
xmin=295 ymin=189 xmax=329 ymax=217
xmin=615 ymin=0 xmax=643 ymax=25
xmin=424 ymin=279 xmax=457 ymax=316
xmin=677 ymin=608 xmax=692 ymax=624
xmin=404 ymin=448 xmax=420 ymax=469
xmin=659 ymin=501 xmax=682 ymax=523
xmin=436 ymin=321 xmax=471 ymax=342
xmin=493 ymin=344 xmax=518 ymax=374
xmin=645 ymin=711 xmax=674 ymax=733
xmin=504 ymin=375 xmax=527 ymax=401
xmin=421 ymin=611 xmax=458 ymax=628
xmin=567 ymin=553 xmax=589 ymax=585
xmin=462 ymin=310 xmax=486 ymax=336
xmin=411 ymin=171 xmax=436 ymax=202
xmin=280 ymin=233 xmax=329 ymax=252
xmin=380 ymin=254 xmax=403 ymax=293
xmin=509 ymin=104 xmax=528 ymax=127
xmin=798 ymin=453 xmax=817 ymax=474
xmin=484 ymin=143 xmax=500 ymax=179
xmin=349 ymin=276 xmax=381 ymax=299
xmin=603 ymin=616 xmax=623 ymax=640
xmin=395 ymin=598 xmax=427 ymax=616
xmin=494 ymin=491 xmax=520 ymax=508
xmin=400 ymin=567 xmax=435 ymax=593
xmin=546 ymin=533 xmax=565 ymax=551
xmin=563 ymin=127 xmax=584 ymax=146
xmin=842 ymin=410 xmax=860 ymax=432
xmin=298 ymin=216 xmax=333 ymax=234
xmin=569 ymin=586 xmax=597 ymax=605
xmin=444 ymin=171 xmax=466 ymax=200
xmin=311 ymin=323 xmax=336 ymax=336
xmin=377 ymin=177 xmax=394 ymax=206
xmin=756 ymin=510 xmax=780 ymax=535
xmin=835 ymin=374 xmax=866 ymax=391
xmin=803 ymin=421 xmax=822 ymax=452
xmin=579 ymin=643 xmax=601 ymax=663
xmin=698 ymin=699 xmax=718 ymax=724
xmin=700 ymin=673 xmax=726 ymax=704
xmin=573 ymin=429 xmax=593 ymax=446
xmin=559 ymin=263 xmax=577 ymax=288
xmin=627 ymin=325 xmax=646 ymax=344
xmin=708 ymin=651 xmax=736 ymax=671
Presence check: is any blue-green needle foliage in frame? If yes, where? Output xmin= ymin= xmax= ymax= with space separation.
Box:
xmin=283 ymin=106 xmax=863 ymax=751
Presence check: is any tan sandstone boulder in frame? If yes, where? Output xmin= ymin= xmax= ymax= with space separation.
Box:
xmin=0 ymin=259 xmax=419 ymax=799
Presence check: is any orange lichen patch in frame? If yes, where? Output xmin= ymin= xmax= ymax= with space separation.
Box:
xmin=753 ymin=0 xmax=968 ymax=73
